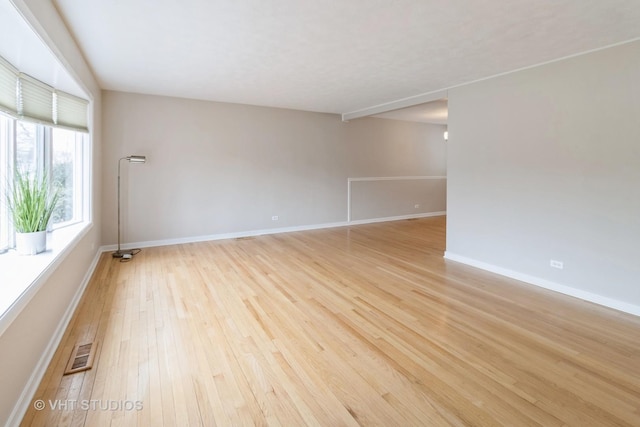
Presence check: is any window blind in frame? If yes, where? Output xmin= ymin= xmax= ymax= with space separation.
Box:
xmin=19 ymin=74 xmax=54 ymax=124
xmin=0 ymin=54 xmax=88 ymax=131
xmin=55 ymin=91 xmax=89 ymax=130
xmin=0 ymin=57 xmax=18 ymax=116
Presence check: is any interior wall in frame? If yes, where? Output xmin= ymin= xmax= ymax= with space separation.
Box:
xmin=346 ymin=118 xmax=447 ymax=220
xmin=446 ymin=40 xmax=640 ymax=310
xmin=101 ymin=91 xmax=447 ymax=245
xmin=0 ymin=0 xmax=103 ymax=425
xmin=346 ymin=117 xmax=447 ymax=177
xmin=101 ymin=92 xmax=348 ymax=244
xmin=350 ymin=179 xmax=446 ymax=221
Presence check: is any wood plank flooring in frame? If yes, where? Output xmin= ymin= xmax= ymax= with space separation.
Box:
xmin=21 ymin=216 xmax=640 ymax=426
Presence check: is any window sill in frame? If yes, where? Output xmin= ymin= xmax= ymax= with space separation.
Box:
xmin=0 ymin=222 xmax=93 ymax=336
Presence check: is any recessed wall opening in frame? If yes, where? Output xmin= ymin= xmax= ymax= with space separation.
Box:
xmin=348 ymin=99 xmax=449 ymax=237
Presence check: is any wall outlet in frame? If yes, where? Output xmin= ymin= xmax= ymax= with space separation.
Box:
xmin=550 ymin=259 xmax=564 ymax=269
xmin=414 ymin=204 xmax=420 ymax=209
xmin=271 ymin=216 xmax=279 ymax=221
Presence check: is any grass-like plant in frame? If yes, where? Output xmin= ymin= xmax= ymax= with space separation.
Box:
xmin=6 ymin=170 xmax=60 ymax=233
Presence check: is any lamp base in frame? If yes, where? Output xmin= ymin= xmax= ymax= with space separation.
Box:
xmin=112 ymin=249 xmax=139 ymax=259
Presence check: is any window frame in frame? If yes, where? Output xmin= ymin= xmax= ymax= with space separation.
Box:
xmin=0 ymin=112 xmax=89 ymax=251
xmin=0 ymin=114 xmax=13 ymax=253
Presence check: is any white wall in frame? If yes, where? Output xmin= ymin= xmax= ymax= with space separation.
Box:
xmin=0 ymin=0 xmax=102 ymax=425
xmin=101 ymin=91 xmax=447 ymax=245
xmin=346 ymin=118 xmax=447 ymax=177
xmin=350 ymin=179 xmax=446 ymax=221
xmin=446 ymin=40 xmax=640 ymax=313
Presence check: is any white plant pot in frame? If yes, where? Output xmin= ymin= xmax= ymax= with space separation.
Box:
xmin=15 ymin=231 xmax=47 ymax=255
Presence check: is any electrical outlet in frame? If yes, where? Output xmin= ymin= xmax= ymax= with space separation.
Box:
xmin=414 ymin=204 xmax=420 ymax=209
xmin=271 ymin=216 xmax=279 ymax=221
xmin=550 ymin=259 xmax=564 ymax=269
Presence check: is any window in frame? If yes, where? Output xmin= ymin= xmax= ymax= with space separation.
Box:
xmin=0 ymin=112 xmax=88 ymax=253
xmin=16 ymin=121 xmax=40 ymax=173
xmin=0 ymin=49 xmax=90 ymax=326
xmin=51 ymin=127 xmax=85 ymax=227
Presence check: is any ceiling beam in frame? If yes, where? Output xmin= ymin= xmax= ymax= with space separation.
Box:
xmin=341 ymin=89 xmax=448 ymax=122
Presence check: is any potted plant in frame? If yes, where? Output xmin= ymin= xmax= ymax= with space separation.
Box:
xmin=6 ymin=170 xmax=60 ymax=255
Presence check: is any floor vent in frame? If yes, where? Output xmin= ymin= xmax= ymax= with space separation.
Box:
xmin=235 ymin=236 xmax=256 ymax=241
xmin=64 ymin=342 xmax=96 ymax=375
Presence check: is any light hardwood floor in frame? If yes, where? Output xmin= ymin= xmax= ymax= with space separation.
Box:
xmin=22 ymin=216 xmax=640 ymax=426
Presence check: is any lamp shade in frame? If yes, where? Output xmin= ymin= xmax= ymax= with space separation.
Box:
xmin=127 ymin=155 xmax=146 ymax=163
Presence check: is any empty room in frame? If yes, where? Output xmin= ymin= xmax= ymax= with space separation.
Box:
xmin=1 ymin=0 xmax=639 ymax=426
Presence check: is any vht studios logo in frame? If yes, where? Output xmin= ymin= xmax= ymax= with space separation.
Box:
xmin=33 ymin=399 xmax=143 ymax=411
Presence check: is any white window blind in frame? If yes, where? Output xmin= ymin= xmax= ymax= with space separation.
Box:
xmin=0 ymin=57 xmax=18 ymax=116
xmin=19 ymin=74 xmax=54 ymax=124
xmin=55 ymin=91 xmax=89 ymax=131
xmin=0 ymin=54 xmax=88 ymax=132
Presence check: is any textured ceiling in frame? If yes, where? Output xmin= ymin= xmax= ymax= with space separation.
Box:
xmin=53 ymin=0 xmax=640 ymax=116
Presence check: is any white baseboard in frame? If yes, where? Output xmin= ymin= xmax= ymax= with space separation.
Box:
xmin=348 ymin=211 xmax=446 ymax=226
xmin=443 ymin=251 xmax=640 ymax=317
xmin=100 ymin=221 xmax=349 ymax=252
xmin=101 ymin=212 xmax=447 ymax=253
xmin=6 ymin=249 xmax=103 ymax=427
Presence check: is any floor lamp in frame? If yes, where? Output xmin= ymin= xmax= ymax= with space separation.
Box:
xmin=113 ymin=155 xmax=146 ymax=260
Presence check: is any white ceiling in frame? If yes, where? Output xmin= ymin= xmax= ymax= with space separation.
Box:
xmin=52 ymin=0 xmax=640 ymax=117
